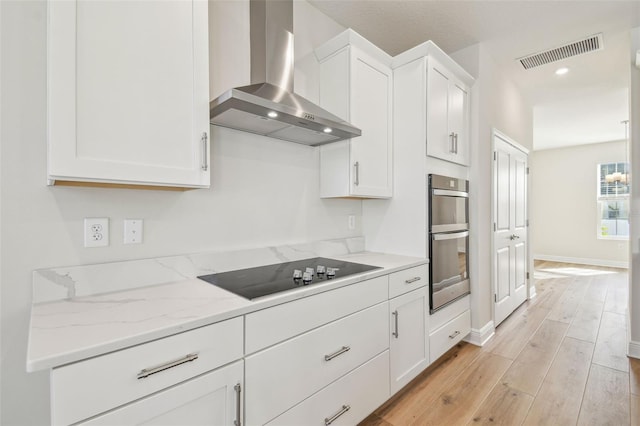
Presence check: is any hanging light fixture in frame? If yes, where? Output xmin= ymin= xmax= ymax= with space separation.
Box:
xmin=604 ymin=120 xmax=630 ymax=186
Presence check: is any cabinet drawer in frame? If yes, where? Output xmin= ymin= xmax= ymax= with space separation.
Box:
xmin=266 ymin=351 xmax=390 ymax=426
xmin=429 ymin=294 xmax=470 ymax=332
xmin=51 ymin=317 xmax=243 ymax=425
xmin=389 ymin=264 xmax=428 ymax=298
xmin=429 ymin=309 xmax=470 ymax=362
xmin=77 ymin=361 xmax=243 ymax=426
xmin=246 ymin=275 xmax=388 ymax=354
xmin=245 ymin=302 xmax=389 ymax=425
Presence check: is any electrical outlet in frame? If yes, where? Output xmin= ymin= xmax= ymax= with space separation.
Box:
xmin=124 ymin=219 xmax=143 ymax=244
xmin=84 ymin=218 xmax=109 ymax=248
xmin=348 ymin=215 xmax=356 ymax=230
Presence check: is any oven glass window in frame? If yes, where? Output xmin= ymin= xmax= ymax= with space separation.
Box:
xmin=431 ymin=234 xmax=469 ymax=311
xmin=431 ymin=195 xmax=468 ymax=232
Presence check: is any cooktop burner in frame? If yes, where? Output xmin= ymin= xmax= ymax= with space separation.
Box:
xmin=198 ymin=257 xmax=381 ymax=300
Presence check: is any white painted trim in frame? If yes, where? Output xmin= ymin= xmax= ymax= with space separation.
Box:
xmin=492 ymin=128 xmax=530 ymax=155
xmin=534 ymin=254 xmax=628 ymax=269
xmin=464 ymin=321 xmax=495 ymax=346
xmin=627 ymin=310 xmax=640 ymax=359
xmin=628 ymin=321 xmax=640 ymax=358
xmin=528 ymin=283 xmax=537 ymax=300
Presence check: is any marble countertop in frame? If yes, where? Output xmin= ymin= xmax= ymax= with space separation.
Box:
xmin=27 ymin=250 xmax=427 ymax=372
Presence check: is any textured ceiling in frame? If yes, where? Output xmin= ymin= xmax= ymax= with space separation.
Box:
xmin=309 ymin=0 xmax=640 ymax=150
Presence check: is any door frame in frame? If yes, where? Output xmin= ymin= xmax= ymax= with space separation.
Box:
xmin=490 ymin=129 xmax=534 ymax=326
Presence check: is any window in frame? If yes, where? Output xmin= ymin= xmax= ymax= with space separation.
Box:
xmin=597 ymin=162 xmax=629 ymax=239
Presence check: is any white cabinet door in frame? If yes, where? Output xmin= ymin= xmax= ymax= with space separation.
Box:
xmin=78 ymin=361 xmax=243 ymax=426
xmin=389 ymin=287 xmax=429 ymax=395
xmin=48 ymin=0 xmax=210 ymax=189
xmin=349 ymin=50 xmax=393 ymax=197
xmin=448 ymin=82 xmax=469 ymax=165
xmin=426 ymin=59 xmax=469 ymax=166
xmin=318 ymin=32 xmax=393 ymax=199
xmin=426 ymin=65 xmax=451 ymax=162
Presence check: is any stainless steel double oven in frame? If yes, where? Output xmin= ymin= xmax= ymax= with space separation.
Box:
xmin=428 ymin=174 xmax=470 ymax=313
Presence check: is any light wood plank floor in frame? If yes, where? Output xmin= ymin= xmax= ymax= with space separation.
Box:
xmin=360 ymin=261 xmax=639 ymax=426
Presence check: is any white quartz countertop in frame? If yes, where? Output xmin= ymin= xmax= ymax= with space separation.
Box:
xmin=27 ymin=251 xmax=427 ymax=372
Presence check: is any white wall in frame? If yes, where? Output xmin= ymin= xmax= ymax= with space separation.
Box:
xmin=629 ymin=26 xmax=640 ymax=351
xmin=531 ymin=141 xmax=629 ymax=266
xmin=451 ymin=43 xmax=533 ymax=334
xmin=0 ymin=1 xmax=350 ymax=423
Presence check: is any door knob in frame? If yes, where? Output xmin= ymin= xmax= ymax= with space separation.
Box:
xmin=509 ymin=234 xmax=520 ymax=240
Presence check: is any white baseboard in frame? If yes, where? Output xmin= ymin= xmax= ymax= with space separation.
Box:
xmin=465 ymin=321 xmax=495 ymax=346
xmin=534 ymin=254 xmax=628 ymax=269
xmin=627 ymin=311 xmax=640 ymax=359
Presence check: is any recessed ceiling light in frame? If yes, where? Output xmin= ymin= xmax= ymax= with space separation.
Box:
xmin=555 ymin=67 xmax=569 ymax=75
xmin=267 ymin=111 xmax=278 ymax=118
xmin=323 ymin=127 xmax=332 ymax=133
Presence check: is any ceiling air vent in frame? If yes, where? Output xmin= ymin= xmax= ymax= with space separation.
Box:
xmin=517 ymin=33 xmax=603 ymax=70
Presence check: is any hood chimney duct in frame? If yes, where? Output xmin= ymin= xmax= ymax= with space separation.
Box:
xmin=209 ymin=0 xmax=361 ymax=145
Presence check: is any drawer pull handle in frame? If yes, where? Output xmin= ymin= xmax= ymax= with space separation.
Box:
xmin=136 ymin=353 xmax=199 ymax=379
xmin=392 ymin=310 xmax=399 ymax=338
xmin=234 ymin=383 xmax=242 ymax=426
xmin=324 ymin=346 xmax=351 ymax=361
xmin=325 ymin=404 xmax=351 ymax=425
xmin=449 ymin=330 xmax=461 ymax=339
xmin=405 ymin=276 xmax=421 ymax=284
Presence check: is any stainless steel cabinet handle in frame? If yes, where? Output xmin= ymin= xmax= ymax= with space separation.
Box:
xmin=354 ymin=161 xmax=360 ymax=186
xmin=405 ymin=276 xmax=421 ymax=284
xmin=325 ymin=405 xmax=351 ymax=425
xmin=449 ymin=132 xmax=455 ymax=153
xmin=201 ymin=132 xmax=209 ymax=172
xmin=324 ymin=346 xmax=350 ymax=361
xmin=432 ymin=188 xmax=469 ymax=198
xmin=454 ymin=133 xmax=459 ymax=154
xmin=136 ymin=353 xmax=199 ymax=379
xmin=234 ymin=383 xmax=242 ymax=426
xmin=449 ymin=330 xmax=461 ymax=339
xmin=392 ymin=310 xmax=399 ymax=338
xmin=432 ymin=230 xmax=469 ymax=241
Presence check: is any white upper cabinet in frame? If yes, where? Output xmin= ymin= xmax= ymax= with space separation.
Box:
xmin=47 ymin=0 xmax=210 ymax=189
xmin=316 ymin=30 xmax=393 ymax=198
xmin=426 ymin=57 xmax=470 ymax=166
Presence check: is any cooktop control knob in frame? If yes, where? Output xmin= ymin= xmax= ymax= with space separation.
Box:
xmin=293 ymin=269 xmax=302 ymax=281
xmin=302 ymin=271 xmax=313 ymax=284
xmin=326 ymin=267 xmax=336 ymax=279
xmin=316 ymin=265 xmax=326 ymax=276
xmin=305 ymin=267 xmax=315 ymax=277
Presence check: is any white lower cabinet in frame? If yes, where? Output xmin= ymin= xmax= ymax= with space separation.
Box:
xmin=245 ymin=302 xmax=389 ymax=425
xmin=51 ymin=318 xmax=243 ymax=425
xmin=78 ymin=361 xmax=243 ymax=426
xmin=429 ymin=309 xmax=471 ymax=362
xmin=389 ymin=287 xmax=429 ymax=395
xmin=266 ymin=351 xmax=390 ymax=426
xmin=46 ymin=262 xmax=473 ymax=426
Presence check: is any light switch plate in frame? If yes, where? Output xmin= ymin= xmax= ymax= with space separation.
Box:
xmin=124 ymin=219 xmax=143 ymax=244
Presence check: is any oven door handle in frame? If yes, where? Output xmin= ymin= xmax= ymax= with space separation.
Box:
xmin=432 ymin=230 xmax=469 ymax=241
xmin=432 ymin=189 xmax=469 ymax=198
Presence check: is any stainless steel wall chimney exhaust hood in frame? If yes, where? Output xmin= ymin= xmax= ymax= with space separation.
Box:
xmin=209 ymin=0 xmax=361 ymax=146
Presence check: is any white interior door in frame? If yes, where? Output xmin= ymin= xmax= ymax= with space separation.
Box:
xmin=493 ymin=132 xmax=529 ymax=326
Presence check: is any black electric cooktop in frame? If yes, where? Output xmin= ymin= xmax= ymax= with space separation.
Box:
xmin=198 ymin=257 xmax=381 ymax=300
